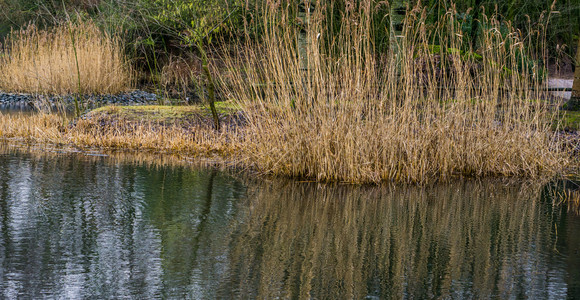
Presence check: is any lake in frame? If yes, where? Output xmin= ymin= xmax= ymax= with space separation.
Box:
xmin=0 ymin=146 xmax=578 ymax=299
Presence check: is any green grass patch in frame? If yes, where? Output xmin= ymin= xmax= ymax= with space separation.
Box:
xmin=86 ymin=101 xmax=241 ymax=126
xmin=555 ymin=111 xmax=580 ymax=131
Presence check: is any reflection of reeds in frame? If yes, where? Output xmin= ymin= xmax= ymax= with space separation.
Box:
xmin=0 ymin=20 xmax=132 ymax=95
xmin=0 ymin=141 xmax=234 ymax=171
xmin=227 ymin=180 xmax=561 ymax=298
xmin=553 ymin=186 xmax=580 ymax=216
xmin=224 ymin=2 xmax=570 ymax=183
xmin=0 ymin=139 xmax=574 ymax=298
xmin=565 ymin=190 xmax=580 ymax=215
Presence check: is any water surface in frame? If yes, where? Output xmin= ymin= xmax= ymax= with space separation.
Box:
xmin=0 ymin=148 xmax=578 ymax=299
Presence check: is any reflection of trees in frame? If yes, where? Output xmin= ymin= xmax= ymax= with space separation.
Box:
xmin=0 ymin=152 xmax=165 ymax=298
xmin=0 ymin=148 xmax=247 ymax=298
xmin=227 ymin=180 xmax=571 ymax=299
xmin=144 ymin=167 xmax=246 ymax=298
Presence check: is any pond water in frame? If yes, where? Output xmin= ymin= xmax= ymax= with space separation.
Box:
xmin=0 ymin=147 xmax=579 ymax=299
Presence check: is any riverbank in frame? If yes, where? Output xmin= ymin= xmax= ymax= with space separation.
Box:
xmin=0 ymin=104 xmax=243 ymax=159
xmin=1 ymin=5 xmax=578 ymax=184
xmin=1 ymin=102 xmax=579 ymax=183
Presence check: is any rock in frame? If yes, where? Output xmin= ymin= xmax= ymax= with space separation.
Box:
xmin=0 ymin=90 xmax=160 ymax=111
xmin=548 ymin=78 xmax=573 ymax=100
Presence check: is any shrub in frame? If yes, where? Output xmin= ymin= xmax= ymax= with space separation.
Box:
xmin=223 ymin=1 xmax=570 ymax=183
xmin=0 ymin=20 xmax=133 ymax=95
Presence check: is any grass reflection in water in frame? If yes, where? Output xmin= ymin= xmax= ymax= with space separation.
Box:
xmin=227 ymin=180 xmax=570 ymax=299
xmin=0 ymin=148 xmax=576 ymax=298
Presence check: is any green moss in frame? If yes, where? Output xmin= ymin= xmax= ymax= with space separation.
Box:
xmin=427 ymin=45 xmax=441 ymax=54
xmin=86 ymin=101 xmax=240 ymax=124
xmin=555 ymin=111 xmax=580 ymax=131
xmin=425 ymin=44 xmax=483 ymax=62
xmin=466 ymin=52 xmax=483 ymax=61
xmin=446 ymin=47 xmax=462 ymax=55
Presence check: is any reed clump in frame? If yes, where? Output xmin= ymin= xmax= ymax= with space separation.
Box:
xmin=0 ymin=112 xmax=65 ymax=143
xmin=223 ymin=2 xmax=572 ymax=183
xmin=68 ymin=110 xmax=241 ymax=157
xmin=0 ymin=107 xmax=242 ymax=158
xmin=0 ymin=20 xmax=133 ymax=95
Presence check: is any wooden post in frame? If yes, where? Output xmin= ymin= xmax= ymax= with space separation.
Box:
xmin=298 ymin=0 xmax=313 ymax=71
xmin=389 ymin=0 xmax=407 ymax=57
xmin=572 ymin=38 xmax=580 ymax=99
xmin=569 ymin=38 xmax=580 ymax=110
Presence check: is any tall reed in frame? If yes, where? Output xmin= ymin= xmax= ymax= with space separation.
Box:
xmin=223 ymin=1 xmax=570 ymax=184
xmin=0 ymin=20 xmax=133 ymax=95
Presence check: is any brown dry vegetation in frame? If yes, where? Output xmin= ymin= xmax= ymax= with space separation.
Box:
xmin=0 ymin=108 xmax=241 ymax=159
xmin=0 ymin=2 xmax=577 ymax=184
xmin=69 ymin=106 xmax=241 ymax=157
xmin=0 ymin=113 xmax=65 ymax=143
xmin=160 ymin=55 xmax=203 ymax=100
xmin=222 ymin=2 xmax=573 ymax=183
xmin=0 ymin=21 xmax=132 ymax=95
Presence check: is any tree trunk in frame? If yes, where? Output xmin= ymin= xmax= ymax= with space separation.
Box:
xmin=572 ymin=38 xmax=580 ymax=99
xmin=470 ymin=0 xmax=482 ymax=49
xmin=568 ymin=38 xmax=580 ymax=110
xmin=389 ymin=0 xmax=407 ymax=57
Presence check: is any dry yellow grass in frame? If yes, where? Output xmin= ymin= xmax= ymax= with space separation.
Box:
xmin=0 ymin=108 xmax=241 ymax=159
xmin=161 ymin=55 xmax=203 ymax=100
xmin=69 ymin=116 xmax=240 ymax=157
xmin=0 ymin=3 xmax=576 ymax=184
xmin=0 ymin=21 xmax=133 ymax=95
xmin=0 ymin=112 xmax=65 ymax=143
xmin=222 ymin=1 xmax=572 ymax=183
xmin=0 ymin=101 xmax=575 ymax=184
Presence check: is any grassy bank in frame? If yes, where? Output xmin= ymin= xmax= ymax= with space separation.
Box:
xmin=558 ymin=111 xmax=580 ymax=131
xmin=0 ymin=105 xmax=241 ymax=158
xmin=0 ymin=102 xmax=578 ymax=183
